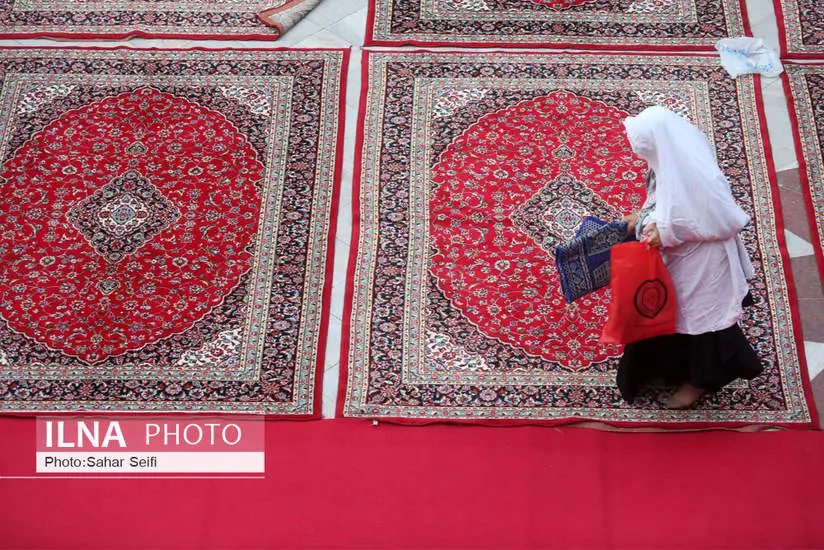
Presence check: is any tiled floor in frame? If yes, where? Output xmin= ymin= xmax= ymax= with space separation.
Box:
xmin=3 ymin=0 xmax=823 ymax=423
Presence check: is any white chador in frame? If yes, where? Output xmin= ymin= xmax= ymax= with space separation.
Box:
xmin=623 ymin=106 xmax=754 ymax=335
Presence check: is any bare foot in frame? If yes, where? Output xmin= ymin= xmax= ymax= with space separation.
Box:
xmin=665 ymin=384 xmax=705 ymax=409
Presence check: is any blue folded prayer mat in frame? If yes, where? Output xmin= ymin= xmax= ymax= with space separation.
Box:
xmin=554 ymin=216 xmax=634 ymax=304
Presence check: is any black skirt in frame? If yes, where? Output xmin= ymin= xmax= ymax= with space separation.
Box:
xmin=616 ymin=321 xmax=763 ymax=403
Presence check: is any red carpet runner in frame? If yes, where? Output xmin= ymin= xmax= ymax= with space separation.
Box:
xmin=0 ymin=47 xmax=347 ymax=416
xmin=1 ymin=418 xmax=824 ymax=548
xmin=367 ymin=0 xmax=751 ymax=49
xmin=341 ymin=50 xmax=816 ymax=428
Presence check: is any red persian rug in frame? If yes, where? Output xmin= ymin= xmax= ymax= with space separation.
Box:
xmin=0 ymin=0 xmax=319 ymax=40
xmin=785 ymin=64 xmax=824 ymax=283
xmin=366 ymin=0 xmax=751 ymax=49
xmin=340 ymin=50 xmax=817 ymax=428
xmin=776 ymin=0 xmax=824 ymax=58
xmin=0 ymin=47 xmax=347 ymax=415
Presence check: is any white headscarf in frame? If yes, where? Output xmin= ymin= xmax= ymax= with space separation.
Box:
xmin=623 ymin=106 xmax=750 ymax=248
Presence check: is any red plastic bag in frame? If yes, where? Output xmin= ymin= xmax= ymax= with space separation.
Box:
xmin=600 ymin=241 xmax=677 ymax=345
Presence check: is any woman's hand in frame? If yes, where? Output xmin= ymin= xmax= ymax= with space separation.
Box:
xmin=622 ymin=211 xmax=640 ymax=234
xmin=642 ymin=223 xmax=661 ymax=248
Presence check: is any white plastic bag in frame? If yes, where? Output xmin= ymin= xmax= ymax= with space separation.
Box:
xmin=715 ymin=37 xmax=783 ymax=78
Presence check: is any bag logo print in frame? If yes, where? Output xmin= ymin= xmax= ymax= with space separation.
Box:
xmin=634 ymin=279 xmax=669 ymax=319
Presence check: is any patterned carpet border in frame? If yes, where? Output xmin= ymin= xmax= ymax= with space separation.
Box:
xmin=785 ymin=64 xmax=824 ymax=286
xmin=775 ymin=0 xmax=824 ymax=58
xmin=0 ymin=47 xmax=349 ymax=415
xmin=340 ymin=50 xmax=817 ymax=428
xmin=0 ymin=0 xmax=317 ymax=40
xmin=366 ymin=0 xmax=751 ymax=50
